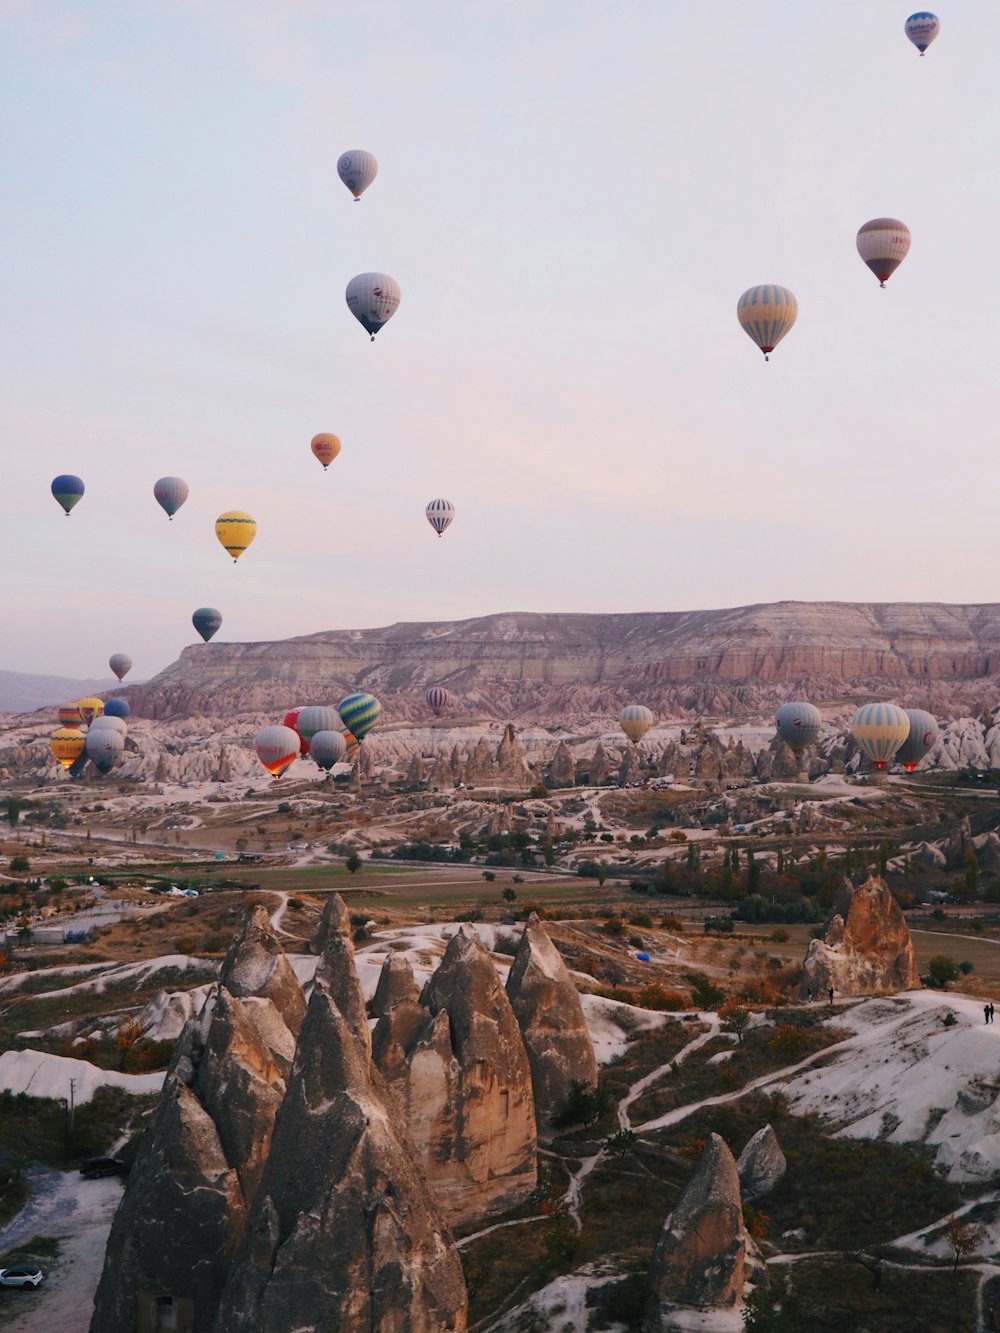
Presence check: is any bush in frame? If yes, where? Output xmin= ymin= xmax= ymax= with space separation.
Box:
xmin=928 ymin=955 xmax=960 ymax=988
xmin=552 ymin=1079 xmax=612 ymax=1129
xmin=688 ymin=974 xmax=725 ymax=1009
xmin=9 ymin=856 xmax=29 ymax=874
xmin=482 ymin=870 xmax=496 ymax=882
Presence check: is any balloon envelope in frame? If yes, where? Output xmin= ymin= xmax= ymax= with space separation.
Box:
xmin=104 ymin=698 xmax=130 ymax=719
xmin=345 ymin=273 xmax=401 ymax=340
xmin=311 ymin=729 xmax=347 ymax=771
xmin=620 ymin=704 xmax=654 ymax=745
xmin=109 ymin=653 xmax=133 ymax=682
xmin=737 ymin=286 xmax=797 ymax=358
xmin=86 ymin=727 xmax=124 ymax=774
xmin=311 ymin=434 xmax=341 ymax=470
xmin=337 ymin=149 xmax=378 ymax=199
xmin=90 ymin=714 xmax=127 ymax=737
xmin=58 ymin=704 xmax=81 ymax=728
xmin=51 ymin=728 xmax=85 ymax=770
xmin=897 ymin=709 xmax=939 ymax=771
xmin=51 ymin=475 xmax=84 ymax=516
xmin=77 ymin=697 xmax=104 ymax=727
xmin=425 ymin=498 xmax=455 ymax=536
xmin=153 ymin=476 xmax=189 ymax=520
xmin=339 ymin=692 xmax=381 ymax=742
xmin=775 ymin=701 xmax=822 ymax=755
xmin=282 ymin=707 xmax=309 ymax=754
xmin=296 ymin=705 xmax=341 ymax=743
xmin=342 ymin=729 xmax=361 ymax=761
xmin=254 ymin=725 xmax=301 ymax=778
xmin=425 ymin=685 xmax=450 ymax=716
xmin=193 ymin=608 xmax=222 ymax=642
xmin=856 ymin=219 xmax=911 ymax=286
xmin=215 ymin=511 xmax=256 ymax=563
xmin=852 ymin=703 xmax=910 ymax=769
xmin=905 ymin=11 xmax=939 ymax=52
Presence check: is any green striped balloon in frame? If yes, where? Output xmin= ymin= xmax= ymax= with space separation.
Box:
xmin=338 ymin=692 xmax=381 ymax=742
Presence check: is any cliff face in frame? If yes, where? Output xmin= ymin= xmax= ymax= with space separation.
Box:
xmin=801 ymin=875 xmax=921 ymax=998
xmin=119 ymin=602 xmax=1000 ymax=722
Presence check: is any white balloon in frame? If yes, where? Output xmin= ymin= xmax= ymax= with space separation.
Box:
xmin=425 ymin=498 xmax=455 ymax=536
xmin=337 ymin=149 xmax=378 ymax=200
xmin=345 ymin=273 xmax=401 ymax=341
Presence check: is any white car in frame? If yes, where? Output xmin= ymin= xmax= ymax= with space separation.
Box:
xmin=0 ymin=1266 xmax=43 ymax=1288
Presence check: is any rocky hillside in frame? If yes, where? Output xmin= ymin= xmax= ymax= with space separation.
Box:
xmin=123 ymin=602 xmax=1000 ymax=723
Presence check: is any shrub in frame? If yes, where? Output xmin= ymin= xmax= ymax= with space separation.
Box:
xmin=482 ymin=870 xmax=496 ymax=882
xmin=9 ymin=856 xmax=29 ymax=875
xmin=552 ymin=1079 xmax=611 ymax=1129
xmin=688 ymin=974 xmax=726 ymax=1010
xmin=928 ymin=955 xmax=960 ymax=988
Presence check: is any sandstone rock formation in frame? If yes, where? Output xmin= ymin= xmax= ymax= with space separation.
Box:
xmin=589 ymin=741 xmax=611 ymax=785
xmin=644 ymin=1132 xmax=762 ymax=1330
xmin=505 ymin=913 xmax=598 ymax=1129
xmin=737 ymin=1124 xmax=786 ymax=1201
xmin=800 ymin=875 xmax=921 ymax=998
xmin=91 ymin=911 xmax=300 ymax=1333
xmin=372 ymin=927 xmax=537 ymax=1227
xmin=212 ymin=928 xmax=468 ymax=1333
xmin=220 ymin=905 xmax=306 ymax=1036
xmin=462 ymin=737 xmax=496 ymax=785
xmin=548 ymin=740 xmax=577 ymax=786
xmin=495 ymin=722 xmax=532 ymax=784
xmin=371 ymin=950 xmax=422 ymax=1019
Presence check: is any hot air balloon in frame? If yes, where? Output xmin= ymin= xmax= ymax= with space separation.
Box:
xmin=58 ymin=704 xmax=81 ymax=728
xmin=90 ymin=714 xmax=127 ymax=738
xmin=51 ymin=475 xmax=85 ymax=516
xmin=254 ymin=725 xmax=301 ymax=779
xmin=346 ymin=273 xmax=401 ymax=341
xmin=737 ymin=286 xmax=797 ymax=361
xmin=297 ymin=705 xmax=341 ymax=744
xmin=337 ymin=150 xmax=378 ymax=201
xmin=425 ymin=499 xmax=455 ymax=536
xmin=342 ymin=729 xmax=361 ymax=761
xmin=311 ymin=729 xmax=347 ymax=771
xmin=109 ymin=653 xmax=133 ymax=682
xmin=104 ymin=698 xmax=130 ymax=719
xmin=153 ymin=476 xmax=189 ymax=520
xmin=775 ymin=701 xmax=822 ymax=755
xmin=50 ymin=728 xmax=85 ymax=770
xmin=897 ymin=708 xmax=939 ymax=772
xmin=905 ymin=11 xmax=939 ymax=54
xmin=86 ymin=727 xmax=124 ymax=774
xmin=852 ymin=703 xmax=910 ymax=771
xmin=620 ymin=704 xmax=654 ymax=746
xmin=311 ymin=434 xmax=341 ymax=470
xmin=281 ymin=707 xmax=308 ymax=754
xmin=215 ymin=511 xmax=256 ymax=563
xmin=193 ymin=608 xmax=222 ymax=642
xmin=856 ymin=218 xmax=911 ymax=288
xmin=339 ymin=692 xmax=381 ymax=742
xmin=77 ymin=697 xmax=105 ymax=727
xmin=425 ymin=685 xmax=450 ymax=717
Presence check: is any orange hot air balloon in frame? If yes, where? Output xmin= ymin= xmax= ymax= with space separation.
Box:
xmin=51 ymin=728 xmax=86 ymax=770
xmin=342 ymin=728 xmax=361 ymax=761
xmin=311 ymin=434 xmax=342 ymax=470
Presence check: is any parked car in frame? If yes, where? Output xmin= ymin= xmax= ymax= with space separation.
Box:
xmin=0 ymin=1266 xmax=43 ymax=1288
xmin=80 ymin=1156 xmax=129 ymax=1179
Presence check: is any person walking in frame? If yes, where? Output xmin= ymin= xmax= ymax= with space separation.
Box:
xmin=990 ymin=1003 xmax=995 ymax=1024
xmin=985 ymin=1004 xmax=991 ymax=1025
xmin=828 ymin=986 xmax=834 ymax=1005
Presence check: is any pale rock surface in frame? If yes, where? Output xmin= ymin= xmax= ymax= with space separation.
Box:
xmin=462 ymin=737 xmax=496 ymax=784
xmin=589 ymin=741 xmax=612 ymax=785
xmin=800 ymin=875 xmax=920 ymax=998
xmin=645 ymin=1133 xmax=762 ymax=1329
xmin=495 ymin=722 xmax=532 ymax=783
xmin=736 ymin=1124 xmax=786 ymax=1201
xmin=548 ymin=739 xmax=577 ymax=786
xmin=371 ymin=950 xmax=422 ymax=1018
xmin=219 ymin=906 xmax=306 ymax=1036
xmin=505 ymin=913 xmax=598 ymax=1129
xmin=211 ymin=971 xmax=468 ymax=1332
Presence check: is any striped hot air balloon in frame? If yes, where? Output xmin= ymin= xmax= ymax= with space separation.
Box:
xmin=311 ymin=730 xmax=347 ymax=771
xmin=852 ymin=703 xmax=910 ymax=770
xmin=620 ymin=704 xmax=654 ymax=746
xmin=425 ymin=685 xmax=450 ymax=717
xmin=77 ymin=697 xmax=105 ymax=727
xmin=896 ymin=708 xmax=939 ymax=772
xmin=346 ymin=273 xmax=401 ymax=341
xmin=775 ymin=701 xmax=822 ymax=756
xmin=58 ymin=704 xmax=81 ymax=727
xmin=339 ymin=693 xmax=381 ymax=742
xmin=342 ymin=729 xmax=361 ymax=761
xmin=254 ymin=725 xmax=301 ymax=779
xmin=153 ymin=476 xmax=189 ymax=520
xmin=737 ymin=286 xmax=797 ymax=361
xmin=50 ymin=728 xmax=85 ymax=770
xmin=51 ymin=475 xmax=85 ymax=516
xmin=215 ymin=511 xmax=256 ymax=563
xmin=856 ymin=219 xmax=911 ymax=287
xmin=337 ymin=150 xmax=378 ymax=200
xmin=905 ymin=11 xmax=939 ymax=54
xmin=425 ymin=498 xmax=455 ymax=536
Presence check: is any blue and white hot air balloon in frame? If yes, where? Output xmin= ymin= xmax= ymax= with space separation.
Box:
xmin=905 ymin=12 xmax=939 ymax=55
xmin=337 ymin=150 xmax=378 ymax=201
xmin=896 ymin=709 xmax=939 ymax=771
xmin=852 ymin=703 xmax=910 ymax=770
xmin=346 ymin=273 xmax=401 ymax=341
xmin=737 ymin=286 xmax=797 ymax=361
xmin=776 ymin=701 xmax=822 ymax=756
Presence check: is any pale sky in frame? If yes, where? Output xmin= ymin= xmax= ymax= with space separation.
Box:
xmin=2 ymin=1 xmax=997 ymax=679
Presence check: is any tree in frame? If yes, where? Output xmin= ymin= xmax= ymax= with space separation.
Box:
xmin=502 ymin=886 xmax=517 ymax=904
xmin=746 ymin=848 xmax=762 ymax=894
xmin=720 ymin=1000 xmax=752 ymax=1045
xmin=9 ymin=855 xmax=29 ymax=875
xmin=945 ymin=1214 xmax=981 ymax=1272
xmin=928 ymin=955 xmax=960 ymax=988
xmin=596 ymin=861 xmax=608 ymax=887
xmin=6 ymin=798 xmax=20 ymax=834
xmin=542 ymin=838 xmax=555 ymax=867
xmin=345 ymin=850 xmax=362 ymax=874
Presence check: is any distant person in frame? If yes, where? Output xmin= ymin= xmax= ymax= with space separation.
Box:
xmin=828 ymin=986 xmax=834 ymax=1004
xmin=985 ymin=1005 xmax=991 ymax=1025
xmin=991 ymin=1003 xmax=996 ymax=1024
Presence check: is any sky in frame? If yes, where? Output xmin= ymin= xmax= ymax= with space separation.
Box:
xmin=2 ymin=1 xmax=998 ymax=679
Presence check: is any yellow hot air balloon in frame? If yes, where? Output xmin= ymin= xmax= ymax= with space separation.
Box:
xmin=215 ymin=511 xmax=257 ymax=563
xmin=77 ymin=697 xmax=105 ymax=727
xmin=51 ymin=727 xmax=86 ymax=770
